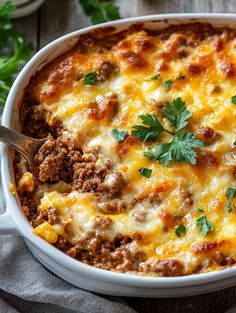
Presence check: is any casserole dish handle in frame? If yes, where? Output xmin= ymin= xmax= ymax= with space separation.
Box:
xmin=0 ymin=210 xmax=20 ymax=235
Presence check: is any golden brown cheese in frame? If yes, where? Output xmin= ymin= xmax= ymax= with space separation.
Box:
xmin=17 ymin=23 xmax=236 ymax=276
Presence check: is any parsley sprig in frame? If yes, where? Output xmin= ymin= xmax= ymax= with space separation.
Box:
xmin=79 ymin=0 xmax=120 ymax=24
xmin=0 ymin=1 xmax=32 ymax=105
xmin=231 ymin=95 xmax=236 ymax=105
xmin=132 ymin=97 xmax=204 ymax=165
xmin=111 ymin=129 xmax=127 ymax=142
xmin=175 ymin=224 xmax=186 ymax=237
xmin=196 ymin=215 xmax=213 ymax=236
xmin=138 ymin=167 xmax=152 ymax=178
xmin=164 ymin=79 xmax=173 ymax=89
xmin=83 ymin=71 xmax=99 ymax=85
xmin=131 ymin=114 xmax=165 ymax=142
xmin=144 ymin=132 xmax=203 ymax=166
xmin=145 ymin=73 xmax=160 ymax=81
xmin=163 ymin=97 xmax=193 ymax=131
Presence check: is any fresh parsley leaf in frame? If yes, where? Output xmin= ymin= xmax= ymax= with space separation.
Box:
xmin=196 ymin=209 xmax=205 ymax=213
xmin=144 ymin=132 xmax=203 ymax=166
xmin=133 ymin=96 xmax=203 ymax=166
xmin=138 ymin=167 xmax=152 ymax=178
xmin=177 ymin=75 xmax=185 ymax=80
xmin=0 ymin=1 xmax=32 ymax=105
xmin=226 ymin=187 xmax=236 ymax=199
xmin=111 ymin=129 xmax=127 ymax=142
xmin=79 ymin=0 xmax=120 ymax=25
xmin=173 ymin=214 xmax=182 ymax=220
xmin=163 ymin=97 xmax=192 ymax=131
xmin=164 ymin=79 xmax=173 ymax=89
xmin=83 ymin=72 xmax=99 ymax=85
xmin=102 ymin=2 xmax=120 ymax=20
xmin=145 ymin=73 xmax=160 ymax=81
xmin=196 ymin=216 xmax=213 ymax=236
xmin=225 ymin=187 xmax=236 ymax=213
xmin=231 ymin=95 xmax=236 ymax=104
xmin=175 ymin=224 xmax=186 ymax=237
xmin=131 ymin=114 xmax=164 ymax=142
xmin=144 ymin=146 xmax=157 ymax=161
xmin=0 ymin=0 xmax=14 ymax=16
xmin=234 ymin=141 xmax=236 ymax=146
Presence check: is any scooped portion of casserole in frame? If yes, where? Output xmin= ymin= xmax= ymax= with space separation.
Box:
xmin=15 ymin=22 xmax=236 ymax=276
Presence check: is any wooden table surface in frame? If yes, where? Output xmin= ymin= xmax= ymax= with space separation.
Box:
xmin=14 ymin=1 xmax=236 ymax=312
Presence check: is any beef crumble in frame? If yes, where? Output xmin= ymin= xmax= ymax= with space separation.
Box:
xmin=34 ymin=134 xmax=125 ymax=198
xmin=65 ymin=216 xmax=145 ymax=272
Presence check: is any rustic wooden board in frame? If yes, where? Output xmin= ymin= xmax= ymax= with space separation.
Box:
xmin=13 ymin=1 xmax=236 ymax=312
xmin=13 ymin=11 xmax=38 ymax=51
xmin=39 ymin=0 xmax=89 ymax=47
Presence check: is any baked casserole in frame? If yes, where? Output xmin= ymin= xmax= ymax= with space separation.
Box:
xmin=15 ymin=22 xmax=236 ymax=276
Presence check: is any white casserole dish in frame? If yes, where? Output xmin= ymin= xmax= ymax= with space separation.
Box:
xmin=1 ymin=13 xmax=236 ymax=297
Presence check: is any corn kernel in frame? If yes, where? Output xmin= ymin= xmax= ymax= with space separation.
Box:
xmin=33 ymin=222 xmax=58 ymax=244
xmin=52 ymin=223 xmax=65 ymax=236
xmin=18 ymin=172 xmax=35 ymax=193
xmin=9 ymin=183 xmax=16 ymax=195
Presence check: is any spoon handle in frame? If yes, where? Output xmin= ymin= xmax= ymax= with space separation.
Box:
xmin=0 ymin=125 xmax=45 ymax=170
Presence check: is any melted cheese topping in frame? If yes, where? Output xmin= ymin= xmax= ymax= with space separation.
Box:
xmin=27 ymin=23 xmax=236 ymax=275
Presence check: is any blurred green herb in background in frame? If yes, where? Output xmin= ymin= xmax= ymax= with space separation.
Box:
xmin=79 ymin=0 xmax=120 ymax=24
xmin=0 ymin=1 xmax=32 ymax=105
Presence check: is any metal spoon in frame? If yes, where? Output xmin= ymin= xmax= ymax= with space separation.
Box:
xmin=0 ymin=125 xmax=46 ymax=175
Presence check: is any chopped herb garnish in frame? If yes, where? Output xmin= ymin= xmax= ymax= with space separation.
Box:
xmin=131 ymin=114 xmax=164 ymax=142
xmin=196 ymin=216 xmax=213 ymax=236
xmin=196 ymin=209 xmax=205 ymax=213
xmin=79 ymin=0 xmax=120 ymax=25
xmin=164 ymin=79 xmax=173 ymax=89
xmin=132 ymin=97 xmax=203 ymax=165
xmin=173 ymin=214 xmax=181 ymax=221
xmin=111 ymin=129 xmax=128 ymax=142
xmin=225 ymin=187 xmax=236 ymax=212
xmin=145 ymin=73 xmax=160 ymax=81
xmin=177 ymin=75 xmax=185 ymax=80
xmin=231 ymin=95 xmax=236 ymax=104
xmin=163 ymin=97 xmax=192 ymax=131
xmin=144 ymin=132 xmax=203 ymax=166
xmin=234 ymin=141 xmax=236 ymax=145
xmin=138 ymin=167 xmax=152 ymax=178
xmin=175 ymin=224 xmax=186 ymax=237
xmin=83 ymin=71 xmax=99 ymax=85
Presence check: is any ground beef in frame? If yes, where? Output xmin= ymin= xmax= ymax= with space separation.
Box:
xmin=35 ymin=207 xmax=60 ymax=226
xmin=65 ymin=216 xmax=144 ymax=272
xmin=21 ymin=96 xmax=62 ymax=139
xmin=214 ymin=251 xmax=236 ymax=266
xmin=88 ymin=94 xmax=118 ymax=120
xmin=19 ymin=194 xmax=40 ymax=227
xmin=96 ymin=60 xmax=117 ymax=82
xmin=34 ymin=135 xmax=125 ymax=198
xmin=196 ymin=150 xmax=219 ymax=168
xmin=196 ymin=126 xmax=220 ymax=144
xmin=100 ymin=172 xmax=124 ymax=197
xmin=131 ymin=211 xmax=147 ymax=223
xmin=97 ymin=198 xmax=127 ymax=214
xmin=35 ymin=134 xmax=68 ymax=182
xmin=139 ymin=258 xmax=185 ymax=276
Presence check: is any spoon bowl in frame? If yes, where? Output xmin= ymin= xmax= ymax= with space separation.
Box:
xmin=0 ymin=125 xmax=46 ymax=175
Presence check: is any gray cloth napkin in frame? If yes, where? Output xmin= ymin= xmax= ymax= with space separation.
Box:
xmin=0 ymin=182 xmax=137 ymax=313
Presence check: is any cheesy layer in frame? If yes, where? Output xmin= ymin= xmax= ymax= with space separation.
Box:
xmin=17 ymin=23 xmax=236 ymax=276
